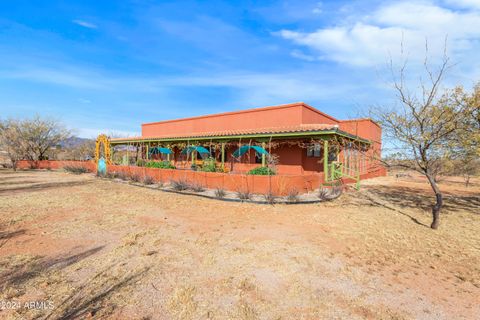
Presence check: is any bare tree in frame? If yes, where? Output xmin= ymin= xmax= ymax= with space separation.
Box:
xmin=370 ymin=42 xmax=473 ymax=229
xmin=0 ymin=119 xmax=26 ymax=170
xmin=0 ymin=116 xmax=71 ymax=169
xmin=20 ymin=116 xmax=71 ymax=161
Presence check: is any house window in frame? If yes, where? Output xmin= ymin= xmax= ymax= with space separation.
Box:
xmin=328 ymin=146 xmax=338 ymax=162
xmin=307 ymin=144 xmax=321 ymax=157
xmin=255 ymin=152 xmax=262 ymax=163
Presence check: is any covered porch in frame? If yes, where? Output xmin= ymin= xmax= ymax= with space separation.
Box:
xmin=108 ymin=128 xmax=372 ymax=183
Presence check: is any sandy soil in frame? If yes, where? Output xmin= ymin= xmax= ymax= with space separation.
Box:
xmin=0 ymin=169 xmax=479 ymax=320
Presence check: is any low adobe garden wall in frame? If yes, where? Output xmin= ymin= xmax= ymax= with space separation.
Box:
xmin=16 ymin=160 xmax=96 ymax=171
xmin=15 ymin=160 xmax=386 ymax=196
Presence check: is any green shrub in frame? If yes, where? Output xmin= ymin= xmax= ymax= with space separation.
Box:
xmin=247 ymin=167 xmax=275 ymax=175
xmin=145 ymin=160 xmax=175 ymax=169
xmin=201 ymin=157 xmax=216 ymax=172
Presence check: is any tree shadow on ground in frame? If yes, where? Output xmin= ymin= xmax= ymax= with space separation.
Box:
xmin=0 ymin=246 xmax=105 ymax=290
xmin=0 ymin=180 xmax=38 ymax=186
xmin=0 ymin=175 xmax=37 ymax=182
xmin=0 ymin=229 xmax=27 ymax=249
xmin=44 ymin=266 xmax=151 ymax=320
xmin=368 ymin=186 xmax=480 ymax=215
xmin=0 ymin=180 xmax=93 ymax=194
xmin=358 ymin=190 xmax=429 ymax=228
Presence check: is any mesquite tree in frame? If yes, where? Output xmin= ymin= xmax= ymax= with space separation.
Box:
xmin=20 ymin=116 xmax=71 ymax=161
xmin=0 ymin=117 xmax=71 ymax=168
xmin=370 ymin=46 xmax=475 ymax=229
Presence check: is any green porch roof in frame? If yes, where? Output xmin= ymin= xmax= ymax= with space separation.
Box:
xmin=110 ymin=128 xmax=371 ymax=145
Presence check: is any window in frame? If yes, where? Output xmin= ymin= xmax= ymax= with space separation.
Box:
xmin=307 ymin=144 xmax=321 ymax=157
xmin=328 ymin=146 xmax=338 ymax=162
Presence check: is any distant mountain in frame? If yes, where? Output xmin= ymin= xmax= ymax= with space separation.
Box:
xmin=58 ymin=136 xmax=93 ymax=148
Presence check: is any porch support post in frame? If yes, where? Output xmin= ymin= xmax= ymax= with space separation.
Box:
xmin=146 ymin=142 xmax=149 ymax=160
xmin=323 ymin=140 xmax=329 ymax=181
xmin=126 ymin=143 xmax=130 ymax=166
xmin=221 ymin=142 xmax=225 ymax=171
xmin=261 ymin=142 xmax=266 ymax=167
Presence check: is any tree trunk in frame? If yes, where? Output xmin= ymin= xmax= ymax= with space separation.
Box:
xmin=465 ymin=175 xmax=470 ymax=188
xmin=426 ymin=174 xmax=443 ymax=230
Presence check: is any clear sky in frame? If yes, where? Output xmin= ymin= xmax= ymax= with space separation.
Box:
xmin=1 ymin=0 xmax=479 ymax=138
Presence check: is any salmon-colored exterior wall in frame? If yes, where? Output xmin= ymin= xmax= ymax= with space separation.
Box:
xmin=142 ymin=102 xmax=338 ymax=137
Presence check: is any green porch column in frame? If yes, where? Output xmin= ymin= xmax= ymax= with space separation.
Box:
xmin=261 ymin=142 xmax=266 ymax=167
xmin=221 ymin=142 xmax=225 ymax=170
xmin=146 ymin=143 xmax=149 ymax=160
xmin=323 ymin=140 xmax=329 ymax=181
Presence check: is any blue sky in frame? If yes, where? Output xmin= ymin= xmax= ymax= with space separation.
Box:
xmin=1 ymin=0 xmax=479 ymax=138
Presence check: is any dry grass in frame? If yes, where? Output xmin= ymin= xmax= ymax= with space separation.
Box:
xmin=0 ymin=169 xmax=478 ymax=319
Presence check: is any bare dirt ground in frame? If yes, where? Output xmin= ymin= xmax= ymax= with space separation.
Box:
xmin=0 ymin=169 xmax=479 ymax=320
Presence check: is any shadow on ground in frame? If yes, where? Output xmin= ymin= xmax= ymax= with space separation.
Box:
xmin=0 ymin=229 xmax=27 ymax=249
xmin=368 ymin=186 xmax=480 ymax=214
xmin=45 ymin=266 xmax=150 ymax=320
xmin=0 ymin=246 xmax=105 ymax=290
xmin=0 ymin=180 xmax=93 ymax=194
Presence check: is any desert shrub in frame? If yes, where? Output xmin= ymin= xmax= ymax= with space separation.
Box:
xmin=287 ymin=188 xmax=300 ymax=203
xmin=201 ymin=157 xmax=216 ymax=172
xmin=130 ymin=173 xmax=142 ymax=182
xmin=117 ymin=171 xmax=128 ymax=180
xmin=215 ymin=188 xmax=226 ymax=198
xmin=263 ymin=192 xmax=276 ymax=204
xmin=247 ymin=167 xmax=275 ymax=175
xmin=106 ymin=171 xmax=117 ymax=179
xmin=64 ymin=165 xmax=89 ymax=174
xmin=143 ymin=175 xmax=155 ymax=185
xmin=318 ymin=188 xmax=329 ymax=200
xmin=237 ymin=190 xmax=251 ymax=200
xmin=145 ymin=160 xmax=176 ymax=169
xmin=318 ymin=185 xmax=342 ymax=200
xmin=136 ymin=159 xmax=146 ymax=167
xmin=191 ymin=183 xmax=205 ymax=192
xmin=171 ymin=179 xmax=190 ymax=191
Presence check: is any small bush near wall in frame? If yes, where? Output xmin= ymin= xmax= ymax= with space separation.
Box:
xmin=237 ymin=190 xmax=251 ymax=200
xmin=247 ymin=167 xmax=276 ymax=175
xmin=171 ymin=179 xmax=190 ymax=191
xmin=263 ymin=192 xmax=276 ymax=204
xmin=215 ymin=188 xmax=226 ymax=198
xmin=287 ymin=188 xmax=300 ymax=203
xmin=64 ymin=165 xmax=89 ymax=174
xmin=143 ymin=175 xmax=155 ymax=185
xmin=146 ymin=160 xmax=176 ymax=169
xmin=136 ymin=159 xmax=146 ymax=167
xmin=191 ymin=183 xmax=205 ymax=192
xmin=130 ymin=173 xmax=142 ymax=182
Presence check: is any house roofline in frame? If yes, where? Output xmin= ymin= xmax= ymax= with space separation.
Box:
xmin=141 ymin=102 xmax=339 ymax=127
